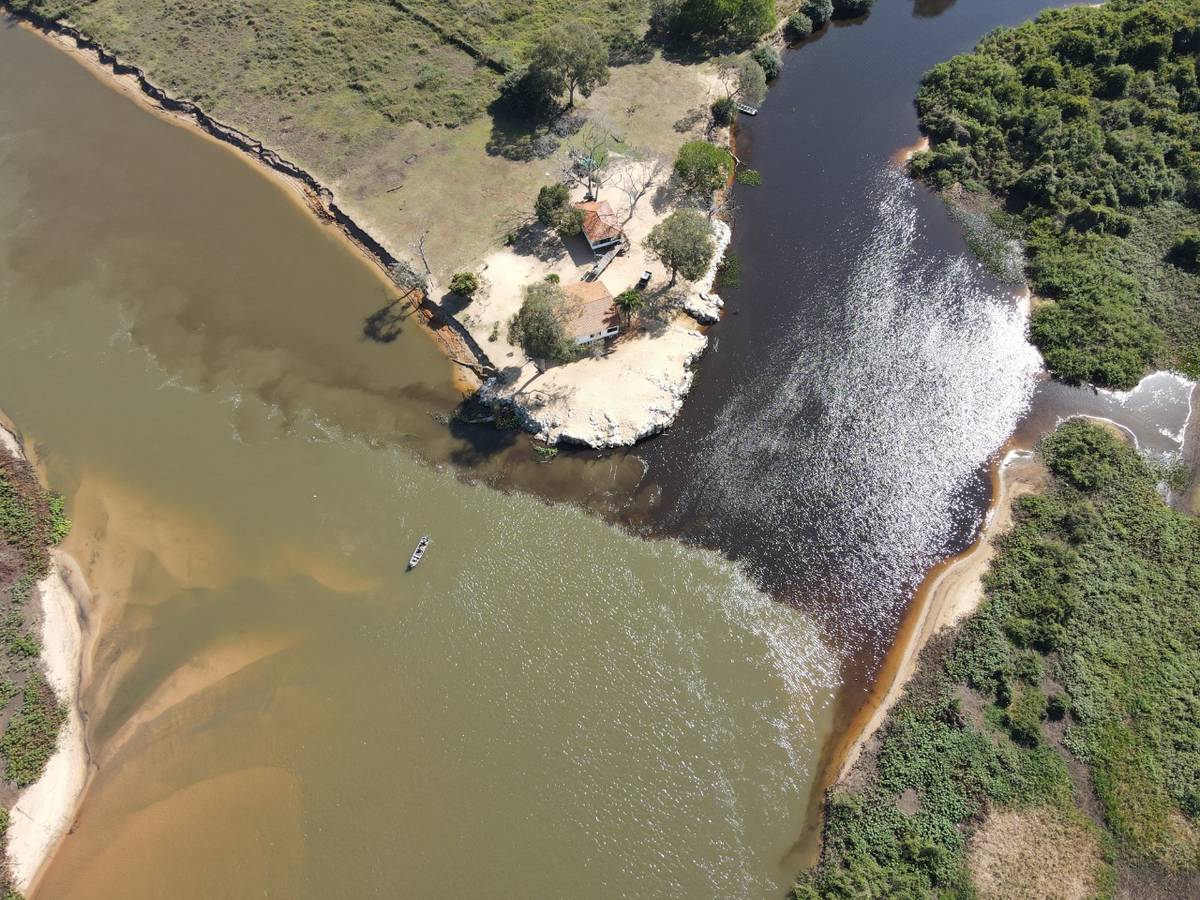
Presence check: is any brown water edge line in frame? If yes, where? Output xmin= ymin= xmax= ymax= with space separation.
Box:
xmin=3 ymin=6 xmax=489 ymax=394
xmin=0 ymin=414 xmax=97 ymax=897
xmin=802 ymin=442 xmax=1030 ymax=852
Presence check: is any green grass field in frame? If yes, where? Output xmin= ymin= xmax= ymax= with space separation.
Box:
xmin=10 ymin=0 xmax=720 ymax=275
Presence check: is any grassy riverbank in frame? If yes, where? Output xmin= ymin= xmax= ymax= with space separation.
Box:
xmin=0 ymin=435 xmax=70 ymax=897
xmin=796 ymin=420 xmax=1200 ymax=897
xmin=911 ymin=0 xmax=1200 ymax=389
xmin=5 ymin=0 xmax=720 ymax=275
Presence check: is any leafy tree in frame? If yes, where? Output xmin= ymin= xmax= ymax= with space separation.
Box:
xmin=673 ymin=141 xmax=735 ymax=195
xmin=644 ymin=208 xmax=716 ymax=284
xmin=728 ymin=0 xmax=776 ymax=43
xmin=737 ymin=57 xmax=768 ymax=106
xmin=801 ymin=0 xmax=833 ymax=27
xmin=615 ymin=288 xmax=645 ymax=325
xmin=534 ymin=183 xmax=583 ymax=237
xmin=499 ymin=65 xmax=563 ymax=120
xmin=711 ymin=95 xmax=736 ymax=125
xmin=788 ymin=12 xmax=814 ymax=37
xmin=535 ymin=183 xmax=571 ymax=226
xmin=449 ymin=272 xmax=480 ymax=297
xmin=831 ymin=0 xmax=875 ymax=19
xmin=654 ymin=0 xmax=775 ymax=44
xmin=508 ymin=281 xmax=578 ymax=364
xmin=751 ymin=43 xmax=782 ymax=80
xmin=530 ymin=22 xmax=610 ymax=108
xmin=556 ymin=207 xmax=585 ymax=237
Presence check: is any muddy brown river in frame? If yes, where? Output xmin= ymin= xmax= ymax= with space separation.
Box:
xmin=0 ymin=20 xmax=837 ymax=899
xmin=0 ymin=1 xmax=1194 ymax=897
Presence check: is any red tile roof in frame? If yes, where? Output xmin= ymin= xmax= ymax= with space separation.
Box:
xmin=574 ymin=200 xmax=623 ymax=247
xmin=563 ymin=282 xmax=620 ymax=340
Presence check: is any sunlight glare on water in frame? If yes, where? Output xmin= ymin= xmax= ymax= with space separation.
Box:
xmin=675 ymin=170 xmax=1042 ymax=649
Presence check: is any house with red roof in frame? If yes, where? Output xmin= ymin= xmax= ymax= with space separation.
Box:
xmin=573 ymin=200 xmax=624 ymax=254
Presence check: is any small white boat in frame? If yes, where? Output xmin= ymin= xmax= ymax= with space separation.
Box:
xmin=407 ymin=535 xmax=430 ymax=569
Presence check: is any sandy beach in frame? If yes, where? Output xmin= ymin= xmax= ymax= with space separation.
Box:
xmin=0 ymin=422 xmax=91 ymax=895
xmin=832 ymin=448 xmax=1050 ymax=781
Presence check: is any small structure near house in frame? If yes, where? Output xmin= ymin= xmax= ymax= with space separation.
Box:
xmin=573 ymin=199 xmax=624 ymax=255
xmin=584 ymin=243 xmax=621 ymax=282
xmin=562 ymin=281 xmax=621 ymax=346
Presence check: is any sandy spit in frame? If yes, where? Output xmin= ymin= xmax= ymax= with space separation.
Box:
xmin=832 ymin=449 xmax=1050 ymax=782
xmin=0 ymin=423 xmax=91 ymax=895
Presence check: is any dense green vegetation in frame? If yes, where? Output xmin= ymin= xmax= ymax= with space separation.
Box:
xmin=796 ymin=420 xmax=1200 ymax=897
xmin=0 ymin=451 xmax=71 ymax=897
xmin=644 ymin=208 xmax=717 ymax=282
xmin=911 ymin=0 xmax=1200 ymax=387
xmin=534 ymin=183 xmax=584 ymax=236
xmin=651 ymin=0 xmax=776 ymax=46
xmin=673 ymin=140 xmax=736 ymax=195
xmin=448 ymin=271 xmax=480 ymax=297
xmin=507 ymin=281 xmax=580 ymax=363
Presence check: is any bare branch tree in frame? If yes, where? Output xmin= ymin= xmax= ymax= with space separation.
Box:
xmin=410 ymin=222 xmax=433 ymax=276
xmin=718 ymin=62 xmax=740 ymax=100
xmin=700 ymin=190 xmax=738 ymax=222
xmin=565 ymin=123 xmax=615 ymax=201
xmin=614 ymin=153 xmax=668 ymax=224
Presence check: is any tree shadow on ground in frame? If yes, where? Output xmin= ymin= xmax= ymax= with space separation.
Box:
xmin=651 ymin=178 xmax=688 ymax=215
xmin=510 ymin=222 xmax=566 ymax=264
xmin=634 ymin=285 xmax=686 ymax=338
xmin=440 ymin=290 xmax=472 ymax=317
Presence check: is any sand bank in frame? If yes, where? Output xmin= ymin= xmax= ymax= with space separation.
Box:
xmin=0 ymin=423 xmax=91 ymax=894
xmin=832 ymin=449 xmax=1050 ymax=781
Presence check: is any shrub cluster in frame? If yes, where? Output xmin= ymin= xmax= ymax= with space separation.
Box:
xmin=910 ymin=0 xmax=1200 ymax=387
xmin=795 ymin=421 xmax=1200 ymax=894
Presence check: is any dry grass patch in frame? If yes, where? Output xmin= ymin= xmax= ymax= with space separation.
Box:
xmin=969 ymin=805 xmax=1107 ymax=900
